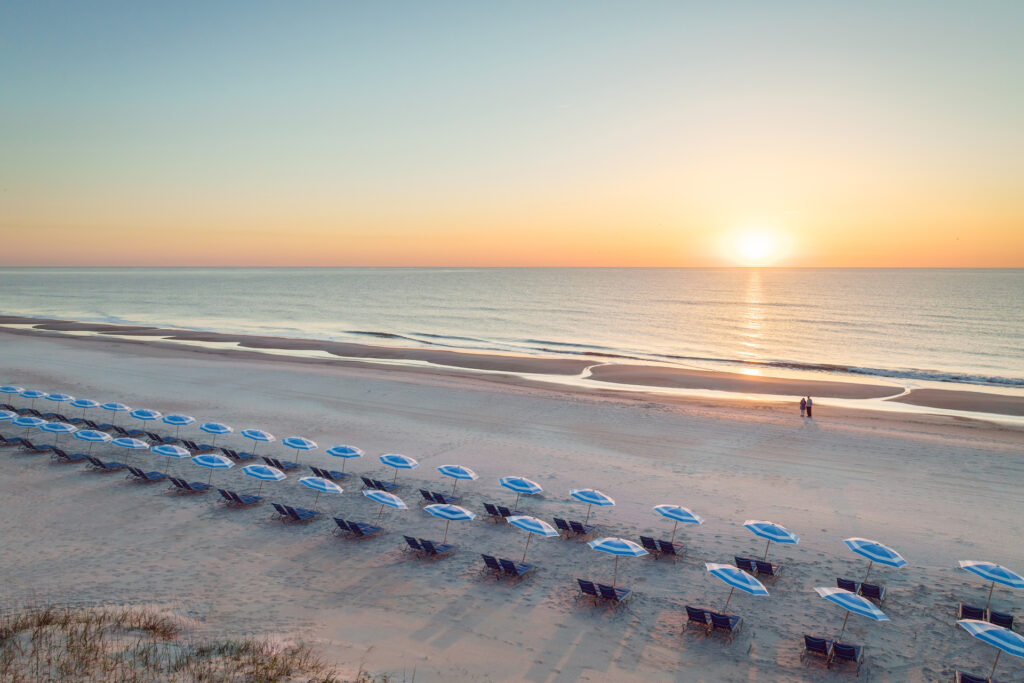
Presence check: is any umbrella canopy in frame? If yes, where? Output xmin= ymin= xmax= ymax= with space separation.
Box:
xmin=70 ymin=398 xmax=99 ymax=410
xmin=706 ymin=562 xmax=769 ymax=611
xmin=163 ymin=414 xmax=195 ymax=426
xmin=959 ymin=560 xmax=1024 ymax=609
xmin=112 ymin=437 xmax=149 ymax=463
xmin=282 ymin=436 xmax=317 ymax=464
xmin=363 ymin=488 xmax=408 ymax=519
xmin=45 ymin=393 xmax=75 ymax=409
xmin=152 ymin=444 xmax=191 ymax=472
xmin=20 ymin=389 xmax=46 ymax=409
xmin=198 ymin=421 xmax=232 ymax=447
xmin=298 ymin=475 xmax=343 ymax=507
xmin=380 ymin=453 xmax=419 ymax=482
xmin=13 ymin=415 xmax=45 ymax=436
xmin=844 ymin=537 xmax=907 ymax=580
xmin=41 ymin=421 xmax=77 ymax=446
xmin=588 ymin=537 xmax=648 ymax=586
xmin=0 ymin=385 xmax=24 ymax=395
xmin=424 ymin=503 xmax=476 ymax=543
xmin=814 ymin=586 xmax=888 ymax=643
xmin=438 ymin=464 xmax=478 ymax=495
xmin=240 ymin=428 xmax=274 ymax=457
xmin=130 ymin=409 xmax=162 ymax=427
xmin=100 ymin=402 xmax=131 ymax=426
xmin=326 ymin=444 xmax=363 ymax=473
xmin=654 ymin=504 xmax=704 ymax=543
xmin=957 ymin=619 xmax=1024 ymax=679
xmin=0 ymin=409 xmax=16 ymax=421
xmin=507 ymin=515 xmax=558 ymax=563
xmin=73 ymin=429 xmax=112 ymax=455
xmin=500 ymin=476 xmax=543 ymax=509
xmin=569 ymin=488 xmax=615 ymax=523
xmin=744 ymin=520 xmax=799 ymax=560
xmin=242 ymin=463 xmax=286 ymax=494
xmin=192 ymin=453 xmax=234 ymax=483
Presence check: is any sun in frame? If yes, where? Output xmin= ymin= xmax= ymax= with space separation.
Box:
xmin=729 ymin=227 xmax=784 ymax=265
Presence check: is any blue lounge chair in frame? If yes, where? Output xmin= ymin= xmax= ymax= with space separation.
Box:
xmin=218 ymin=488 xmax=236 ymax=504
xmin=483 ymin=503 xmax=503 ymax=521
xmin=569 ymin=520 xmax=595 ymax=536
xmin=755 ymin=559 xmax=781 ymax=577
xmin=362 ymin=476 xmax=378 ymax=489
xmin=168 ymin=477 xmax=211 ymax=494
xmin=958 ymin=603 xmax=986 ymax=620
xmin=709 ymin=612 xmax=742 ymax=641
xmin=372 ymin=478 xmax=397 ymax=492
xmin=837 ymin=578 xmax=861 ymax=594
xmin=311 ymin=466 xmax=347 ymax=481
xmin=420 ymin=539 xmax=454 ymax=557
xmin=830 ymin=642 xmax=863 ymax=673
xmin=640 ymin=536 xmax=660 ymax=555
xmin=954 ymin=672 xmax=991 ymax=683
xmin=554 ymin=518 xmax=572 ymax=535
xmin=801 ymin=635 xmax=833 ymax=665
xmin=988 ymin=609 xmax=1013 ymax=630
xmin=271 ymin=503 xmax=290 ymax=519
xmin=658 ymin=539 xmax=682 ymax=560
xmin=859 ymin=583 xmax=885 ymax=603
xmin=350 ymin=520 xmax=381 ymax=537
xmin=685 ymin=606 xmax=710 ymax=632
xmin=735 ymin=556 xmax=757 ymax=573
xmin=126 ymin=466 xmax=167 ymax=483
xmin=221 ymin=448 xmax=245 ymax=460
xmin=499 ymin=558 xmax=534 ymax=581
xmin=176 ymin=440 xmax=207 ymax=453
xmin=0 ymin=433 xmax=20 ymax=448
xmin=419 ymin=489 xmax=435 ymax=503
xmin=230 ymin=491 xmax=262 ymax=506
xmin=403 ymin=536 xmax=424 ymax=554
xmin=18 ymin=439 xmax=52 ymax=453
xmin=497 ymin=505 xmax=521 ymax=518
xmin=87 ymin=456 xmax=125 ymax=472
xmin=597 ymin=583 xmax=630 ymax=604
xmin=145 ymin=431 xmax=177 ymax=444
xmin=576 ymin=578 xmax=600 ymax=601
xmin=50 ymin=447 xmax=88 ymax=463
xmin=283 ymin=505 xmax=318 ymax=522
xmin=433 ymin=491 xmax=461 ymax=505
xmin=481 ymin=554 xmax=503 ymax=577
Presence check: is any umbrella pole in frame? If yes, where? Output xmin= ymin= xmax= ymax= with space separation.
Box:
xmin=670 ymin=520 xmax=679 ymax=544
xmin=87 ymin=442 xmax=95 ymax=456
xmin=863 ymin=560 xmax=873 ymax=582
xmin=985 ymin=581 xmax=996 ymax=610
xmin=723 ymin=587 xmax=735 ymax=612
xmin=164 ymin=457 xmax=170 ymax=473
xmin=514 ymin=492 xmax=521 ymax=509
xmin=252 ymin=443 xmax=259 ymax=457
xmin=313 ymin=491 xmax=321 ymax=508
xmin=257 ymin=481 xmax=264 ymax=495
xmin=207 ymin=469 xmax=214 ymax=485
xmin=452 ymin=479 xmax=458 ymax=495
xmin=991 ymin=649 xmax=1001 ymax=679
xmin=211 ymin=434 xmax=218 ymax=448
xmin=443 ymin=519 xmax=451 ymax=544
xmin=763 ymin=539 xmax=772 ymax=561
xmin=393 ymin=469 xmax=399 ymax=483
xmin=613 ymin=556 xmax=619 ymax=587
xmin=377 ymin=503 xmax=385 ymax=520
xmin=522 ymin=533 xmax=532 ymax=564
xmin=295 ymin=448 xmax=301 ymax=466
xmin=585 ymin=503 xmax=592 ymax=524
xmin=837 ymin=611 xmax=850 ymax=643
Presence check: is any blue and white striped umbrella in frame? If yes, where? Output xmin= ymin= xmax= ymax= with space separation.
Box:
xmin=152 ymin=444 xmax=191 ymax=472
xmin=162 ymin=414 xmax=195 ymax=439
xmin=508 ymin=515 xmax=558 ymax=563
xmin=815 ymin=586 xmax=888 ymax=643
xmin=363 ymin=488 xmax=408 ymax=519
xmin=242 ymin=463 xmax=286 ymax=494
xmin=70 ymin=398 xmax=99 ymax=420
xmin=438 ymin=464 xmax=478 ymax=495
xmin=192 ymin=453 xmax=234 ymax=484
xmin=73 ymin=429 xmax=112 ymax=455
xmin=844 ymin=537 xmax=906 ymax=580
xmin=0 ymin=409 xmax=16 ymax=421
xmin=958 ymin=619 xmax=1024 ymax=679
xmin=589 ymin=537 xmax=648 ymax=586
xmin=959 ymin=560 xmax=1024 ymax=609
xmin=654 ymin=504 xmax=704 ymax=543
xmin=112 ymin=436 xmax=149 ymax=463
xmin=41 ymin=421 xmax=77 ymax=447
xmin=100 ymin=402 xmax=130 ymax=427
xmin=499 ymin=476 xmax=543 ymax=509
xmin=45 ymin=393 xmax=75 ymax=412
xmin=744 ymin=520 xmax=799 ymax=561
xmin=0 ymin=385 xmax=24 ymax=395
xmin=198 ymin=422 xmax=233 ymax=448
xmin=130 ymin=408 xmax=162 ymax=422
xmin=13 ymin=415 xmax=45 ymax=437
xmin=19 ymin=389 xmax=46 ymax=410
xmin=326 ymin=445 xmax=363 ymax=473
xmin=569 ymin=488 xmax=615 ymax=523
xmin=299 ymin=475 xmax=343 ymax=507
xmin=706 ymin=562 xmax=769 ymax=611
xmin=282 ymin=436 xmax=317 ymax=464
xmin=380 ymin=453 xmax=419 ymax=483
xmin=240 ymin=429 xmax=275 ymax=457
xmin=424 ymin=503 xmax=476 ymax=543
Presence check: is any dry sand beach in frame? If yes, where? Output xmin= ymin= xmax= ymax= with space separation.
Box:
xmin=2 ymin=328 xmax=1023 ymax=681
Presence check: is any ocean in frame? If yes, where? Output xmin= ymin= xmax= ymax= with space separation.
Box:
xmin=1 ymin=267 xmax=1022 ymax=389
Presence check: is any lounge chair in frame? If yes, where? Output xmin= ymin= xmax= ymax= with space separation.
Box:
xmin=708 ymin=612 xmax=742 ymax=640
xmin=554 ymin=518 xmax=572 ymax=535
xmin=220 ymin=448 xmax=248 ymax=460
xmin=859 ymin=582 xmax=885 ymax=603
xmin=988 ymin=609 xmax=1013 ymax=630
xmin=434 ymin=491 xmax=461 ymax=505
xmin=420 ymin=539 xmax=454 ymax=557
xmin=481 ymin=554 xmax=503 ymax=577
xmin=735 ymin=556 xmax=757 ymax=573
xmin=640 ymin=536 xmax=660 ymax=555
xmin=497 ymin=505 xmax=520 ymax=518
xmin=404 ymin=536 xmax=425 ymax=554
xmin=311 ymin=466 xmax=347 ymax=481
xmin=954 ymin=672 xmax=992 ymax=683
xmin=283 ymin=505 xmax=318 ymax=522
xmin=271 ymin=502 xmax=290 ymax=519
xmin=168 ymin=477 xmax=211 ymax=494
xmin=145 ymin=431 xmax=177 ymax=444
xmin=0 ymin=433 xmax=20 ymax=448
xmin=86 ymin=456 xmax=125 ymax=472
xmin=230 ymin=491 xmax=262 ymax=506
xmin=685 ymin=606 xmax=710 ymax=632
xmin=801 ymin=635 xmax=834 ymax=665
xmin=569 ymin=520 xmax=595 ymax=536
xmin=50 ymin=447 xmax=88 ymax=463
xmin=483 ymin=503 xmax=503 ymax=521
xmin=18 ymin=439 xmax=51 ymax=453
xmin=658 ymin=539 xmax=683 ymax=560
xmin=958 ymin=603 xmax=987 ymax=620
xmin=218 ymin=488 xmax=236 ymax=504
xmin=420 ymin=489 xmax=435 ymax=503
xmin=126 ymin=466 xmax=167 ymax=483
xmin=372 ymin=478 xmax=397 ymax=492
xmin=837 ymin=578 xmax=861 ymax=594
xmin=755 ymin=559 xmax=781 ymax=577
xmin=576 ymin=578 xmax=600 ymax=601
xmin=830 ymin=642 xmax=863 ymax=673
xmin=597 ymin=583 xmax=630 ymax=604
xmin=262 ymin=456 xmax=298 ymax=471
xmin=499 ymin=558 xmax=534 ymax=581
xmin=347 ymin=520 xmax=382 ymax=537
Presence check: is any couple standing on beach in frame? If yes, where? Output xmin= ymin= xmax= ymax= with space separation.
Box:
xmin=800 ymin=396 xmax=813 ymax=418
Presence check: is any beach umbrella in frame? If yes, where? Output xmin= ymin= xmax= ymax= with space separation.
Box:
xmin=44 ymin=393 xmax=75 ymax=417
xmin=744 ymin=520 xmax=799 ymax=561
xmin=13 ymin=415 xmax=45 ymax=438
xmin=152 ymin=444 xmax=191 ymax=473
xmin=959 ymin=561 xmax=1024 ymax=610
xmin=162 ymin=414 xmax=195 ymax=439
xmin=198 ymin=422 xmax=232 ymax=448
xmin=111 ymin=436 xmax=149 ymax=463
xmin=19 ymin=389 xmax=46 ymax=411
xmin=438 ymin=464 xmax=478 ymax=495
xmin=326 ymin=445 xmax=363 ymax=473
xmin=363 ymin=488 xmax=408 ymax=519
xmin=73 ymin=429 xmax=112 ymax=456
xmin=100 ymin=402 xmax=131 ymax=427
xmin=569 ymin=488 xmax=615 ymax=523
xmin=957 ymin=619 xmax=1024 ymax=680
xmin=814 ymin=587 xmax=888 ymax=644
xmin=424 ymin=503 xmax=476 ymax=544
xmin=69 ymin=398 xmax=99 ymax=421
xmin=242 ymin=464 xmax=286 ymax=494
xmin=129 ymin=408 xmax=162 ymax=431
xmin=499 ymin=476 xmax=543 ymax=509
xmin=379 ymin=453 xmax=419 ymax=483
xmin=282 ymin=436 xmax=317 ymax=465
xmin=40 ymin=421 xmax=77 ymax=447
xmin=508 ymin=515 xmax=558 ymax=563
xmin=0 ymin=386 xmax=24 ymax=408
xmin=588 ymin=537 xmax=648 ymax=586
xmin=844 ymin=538 xmax=906 ymax=581
xmin=299 ymin=476 xmax=343 ymax=508
xmin=192 ymin=453 xmax=234 ymax=484
xmin=240 ymin=429 xmax=274 ymax=457
xmin=0 ymin=409 xmax=16 ymax=422
xmin=653 ymin=505 xmax=704 ymax=543
xmin=706 ymin=562 xmax=769 ymax=611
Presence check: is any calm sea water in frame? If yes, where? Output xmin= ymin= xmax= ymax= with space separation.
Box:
xmin=1 ymin=268 xmax=1022 ymax=388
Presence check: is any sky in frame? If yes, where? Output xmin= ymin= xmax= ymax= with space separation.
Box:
xmin=2 ymin=1 xmax=1022 ymax=267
